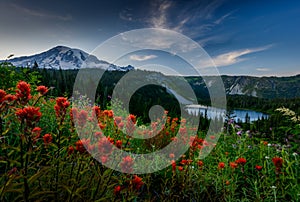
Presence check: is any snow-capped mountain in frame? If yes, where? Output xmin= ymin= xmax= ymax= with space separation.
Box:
xmin=4 ymin=46 xmax=134 ymax=71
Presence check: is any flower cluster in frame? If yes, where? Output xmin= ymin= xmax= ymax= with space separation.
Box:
xmin=15 ymin=81 xmax=31 ymax=104
xmin=54 ymin=97 xmax=70 ymax=121
xmin=126 ymin=114 xmax=136 ymax=135
xmin=15 ymin=106 xmax=42 ymax=127
xmin=43 ymin=133 xmax=53 ymax=144
xmin=272 ymin=156 xmax=283 ymax=174
xmin=36 ymin=86 xmax=48 ymax=95
xmin=120 ymin=156 xmax=134 ymax=173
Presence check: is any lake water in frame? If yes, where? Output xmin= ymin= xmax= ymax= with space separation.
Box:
xmin=185 ymin=104 xmax=268 ymax=122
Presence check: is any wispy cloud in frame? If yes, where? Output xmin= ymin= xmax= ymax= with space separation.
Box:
xmin=212 ymin=45 xmax=272 ymax=67
xmin=199 ymin=45 xmax=273 ymax=68
xmin=256 ymin=67 xmax=271 ymax=72
xmin=11 ymin=3 xmax=72 ymax=21
xmin=214 ymin=11 xmax=235 ymax=25
xmin=129 ymin=54 xmax=157 ymax=61
xmin=148 ymin=1 xmax=173 ymax=29
xmin=146 ymin=0 xmax=232 ymax=47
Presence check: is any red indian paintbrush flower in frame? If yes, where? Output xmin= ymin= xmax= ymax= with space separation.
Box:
xmin=126 ymin=114 xmax=136 ymax=135
xmin=32 ymin=127 xmax=42 ymax=144
xmin=77 ymin=110 xmax=88 ymax=127
xmin=255 ymin=165 xmax=263 ymax=171
xmin=75 ymin=139 xmax=90 ymax=154
xmin=16 ymin=81 xmax=31 ymax=104
xmin=115 ymin=140 xmax=122 ymax=148
xmin=68 ymin=146 xmax=74 ymax=156
xmin=178 ymin=166 xmax=184 ymax=171
xmin=54 ymin=97 xmax=70 ymax=120
xmin=98 ymin=137 xmax=114 ymax=154
xmin=92 ymin=106 xmax=101 ymax=119
xmin=230 ymin=162 xmax=238 ymax=169
xmin=43 ymin=134 xmax=53 ymax=144
xmin=236 ymin=157 xmax=247 ymax=166
xmin=218 ymin=162 xmax=225 ymax=169
xmin=4 ymin=94 xmax=16 ymax=103
xmin=114 ymin=185 xmax=121 ymax=195
xmin=15 ymin=106 xmax=42 ymax=127
xmin=75 ymin=140 xmax=85 ymax=153
xmin=272 ymin=157 xmax=283 ymax=168
xmin=197 ymin=160 xmax=204 ymax=167
xmin=132 ymin=175 xmax=144 ymax=190
xmin=120 ymin=156 xmax=134 ymax=173
xmin=171 ymin=160 xmax=176 ymax=171
xmin=36 ymin=86 xmax=48 ymax=95
xmin=0 ymin=89 xmax=6 ymax=103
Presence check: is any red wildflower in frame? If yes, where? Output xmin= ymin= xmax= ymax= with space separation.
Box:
xmin=132 ymin=175 xmax=144 ymax=190
xmin=0 ymin=89 xmax=6 ymax=103
xmin=4 ymin=94 xmax=16 ymax=103
xmin=197 ymin=160 xmax=204 ymax=167
xmin=218 ymin=162 xmax=225 ymax=169
xmin=94 ymin=131 xmax=102 ymax=138
xmin=16 ymin=81 xmax=31 ymax=104
xmin=98 ymin=137 xmax=113 ymax=154
xmin=272 ymin=157 xmax=283 ymax=168
xmin=32 ymin=127 xmax=41 ymax=143
xmin=179 ymin=127 xmax=187 ymax=135
xmin=54 ymin=97 xmax=70 ymax=120
xmin=75 ymin=140 xmax=86 ymax=154
xmin=236 ymin=157 xmax=247 ymax=166
xmin=255 ymin=165 xmax=263 ymax=171
xmin=103 ymin=110 xmax=114 ymax=118
xmin=98 ymin=123 xmax=106 ymax=130
xmin=116 ymin=140 xmax=122 ymax=148
xmin=68 ymin=146 xmax=74 ymax=156
xmin=180 ymin=159 xmax=188 ymax=165
xmin=118 ymin=122 xmax=124 ymax=129
xmin=78 ymin=110 xmax=88 ymax=127
xmin=114 ymin=116 xmax=122 ymax=125
xmin=178 ymin=166 xmax=184 ymax=171
xmin=32 ymin=127 xmax=41 ymax=136
xmin=120 ymin=156 xmax=134 ymax=173
xmin=36 ymin=86 xmax=48 ymax=95
xmin=171 ymin=160 xmax=176 ymax=171
xmin=15 ymin=106 xmax=42 ymax=126
xmin=114 ymin=185 xmax=121 ymax=195
xmin=70 ymin=108 xmax=78 ymax=123
xmin=126 ymin=114 xmax=136 ymax=135
xmin=43 ymin=134 xmax=52 ymax=144
xmin=92 ymin=106 xmax=101 ymax=118
xmin=225 ymin=180 xmax=230 ymax=185
xmin=230 ymin=162 xmax=238 ymax=169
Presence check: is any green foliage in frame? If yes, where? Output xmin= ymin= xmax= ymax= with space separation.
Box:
xmin=0 ymin=62 xmax=40 ymax=92
xmin=1 ymin=63 xmax=299 ymax=201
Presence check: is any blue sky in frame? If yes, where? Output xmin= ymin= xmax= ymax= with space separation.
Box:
xmin=0 ymin=0 xmax=299 ymax=76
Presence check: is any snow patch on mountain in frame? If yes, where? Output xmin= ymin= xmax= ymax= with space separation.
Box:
xmin=5 ymin=46 xmax=134 ymax=71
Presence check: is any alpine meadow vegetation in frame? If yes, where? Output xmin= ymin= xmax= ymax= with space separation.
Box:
xmin=0 ymin=64 xmax=299 ymax=201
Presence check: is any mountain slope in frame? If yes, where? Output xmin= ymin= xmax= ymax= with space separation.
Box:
xmin=187 ymin=75 xmax=300 ymax=99
xmin=4 ymin=46 xmax=134 ymax=71
xmin=1 ymin=46 xmax=299 ymax=99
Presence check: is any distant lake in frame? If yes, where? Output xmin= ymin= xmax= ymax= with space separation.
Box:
xmin=185 ymin=105 xmax=268 ymax=122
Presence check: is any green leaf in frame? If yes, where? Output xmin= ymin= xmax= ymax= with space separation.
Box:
xmin=28 ymin=167 xmax=50 ymax=183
